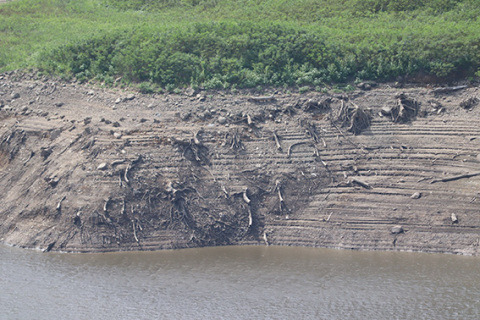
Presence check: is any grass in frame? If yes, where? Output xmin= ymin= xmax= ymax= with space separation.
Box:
xmin=1 ymin=0 xmax=479 ymax=89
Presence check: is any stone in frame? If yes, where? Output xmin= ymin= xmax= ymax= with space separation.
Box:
xmin=54 ymin=102 xmax=64 ymax=107
xmin=125 ymin=93 xmax=135 ymax=101
xmin=50 ymin=129 xmax=62 ymax=140
xmin=21 ymin=106 xmax=29 ymax=112
xmin=40 ymin=147 xmax=53 ymax=159
xmin=380 ymin=106 xmax=393 ymax=116
xmin=115 ymin=98 xmax=122 ymax=104
xmin=217 ymin=116 xmax=227 ymax=125
xmin=451 ymin=213 xmax=458 ymax=224
xmin=112 ymin=121 xmax=121 ymax=128
xmin=97 ymin=162 xmax=108 ymax=171
xmin=113 ymin=132 xmax=122 ymax=139
xmin=391 ymin=225 xmax=404 ymax=234
xmin=87 ymin=90 xmax=95 ymax=95
xmin=185 ymin=87 xmax=196 ymax=97
xmin=11 ymin=92 xmax=20 ymax=99
xmin=411 ymin=192 xmax=422 ymax=199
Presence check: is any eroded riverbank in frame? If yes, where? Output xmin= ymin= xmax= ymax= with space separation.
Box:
xmin=1 ymin=71 xmax=480 ymax=254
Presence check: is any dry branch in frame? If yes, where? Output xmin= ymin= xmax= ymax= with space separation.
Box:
xmin=273 ymin=130 xmax=282 ymax=151
xmin=431 ymin=85 xmax=467 ymax=94
xmin=243 ymin=188 xmax=251 ymax=204
xmin=351 ymin=178 xmax=372 ymax=189
xmin=430 ymin=172 xmax=480 ymax=184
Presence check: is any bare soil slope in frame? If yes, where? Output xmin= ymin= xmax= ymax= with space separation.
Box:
xmin=1 ymin=71 xmax=480 ymax=254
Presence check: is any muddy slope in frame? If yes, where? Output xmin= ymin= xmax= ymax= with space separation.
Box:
xmin=1 ymin=72 xmax=480 ymax=254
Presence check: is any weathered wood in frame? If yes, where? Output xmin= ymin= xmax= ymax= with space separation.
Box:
xmin=431 ymin=172 xmax=480 ymax=184
xmin=431 ymin=85 xmax=468 ymax=94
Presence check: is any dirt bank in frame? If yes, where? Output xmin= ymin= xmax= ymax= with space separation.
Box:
xmin=1 ymin=71 xmax=479 ymax=254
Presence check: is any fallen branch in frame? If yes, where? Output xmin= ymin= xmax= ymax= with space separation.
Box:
xmin=351 ymin=178 xmax=372 ymax=189
xmin=430 ymin=172 xmax=480 ymax=184
xmin=263 ymin=231 xmax=269 ymax=246
xmin=287 ymin=142 xmax=319 ymax=157
xmin=431 ymin=85 xmax=468 ymax=94
xmin=247 ymin=207 xmax=253 ymax=227
xmin=273 ymin=130 xmax=282 ymax=151
xmin=124 ymin=164 xmax=130 ymax=184
xmin=325 ymin=212 xmax=333 ymax=222
xmin=248 ymin=95 xmax=276 ymax=103
xmin=104 ymin=197 xmax=110 ymax=212
xmin=132 ymin=219 xmax=139 ymax=243
xmin=56 ymin=196 xmax=66 ymax=211
xmin=243 ymin=188 xmax=251 ymax=204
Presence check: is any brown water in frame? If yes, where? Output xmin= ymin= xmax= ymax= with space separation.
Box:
xmin=1 ymin=245 xmax=479 ymax=319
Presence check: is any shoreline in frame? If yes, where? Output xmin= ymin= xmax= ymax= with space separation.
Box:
xmin=1 ymin=71 xmax=480 ymax=255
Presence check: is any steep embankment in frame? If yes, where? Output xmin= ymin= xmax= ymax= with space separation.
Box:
xmin=1 ymin=71 xmax=480 ymax=254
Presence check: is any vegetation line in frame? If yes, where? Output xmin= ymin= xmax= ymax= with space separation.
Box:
xmin=1 ymin=0 xmax=479 ymax=90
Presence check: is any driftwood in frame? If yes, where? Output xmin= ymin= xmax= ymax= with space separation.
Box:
xmin=103 ymin=197 xmax=110 ymax=212
xmin=248 ymin=96 xmax=276 ymax=103
xmin=287 ymin=142 xmax=319 ymax=157
xmin=132 ymin=219 xmax=139 ymax=243
xmin=273 ymin=130 xmax=282 ymax=151
xmin=430 ymin=172 xmax=480 ymax=184
xmin=56 ymin=196 xmax=66 ymax=211
xmin=243 ymin=188 xmax=251 ymax=204
xmin=263 ymin=231 xmax=269 ymax=246
xmin=124 ymin=164 xmax=130 ymax=184
xmin=350 ymin=178 xmax=372 ymax=189
xmin=431 ymin=85 xmax=467 ymax=94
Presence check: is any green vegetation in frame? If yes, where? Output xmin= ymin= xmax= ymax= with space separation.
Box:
xmin=1 ymin=0 xmax=479 ymax=89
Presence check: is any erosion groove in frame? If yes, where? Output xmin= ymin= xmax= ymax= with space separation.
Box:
xmin=1 ymin=73 xmax=480 ymax=255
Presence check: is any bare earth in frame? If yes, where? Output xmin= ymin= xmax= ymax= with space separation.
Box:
xmin=1 ymin=71 xmax=479 ymax=254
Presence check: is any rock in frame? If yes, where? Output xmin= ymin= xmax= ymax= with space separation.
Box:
xmin=50 ymin=129 xmax=62 ymax=140
xmin=97 ymin=162 xmax=108 ymax=171
xmin=451 ymin=213 xmax=458 ymax=224
xmin=83 ymin=117 xmax=92 ymax=125
xmin=180 ymin=112 xmax=191 ymax=121
xmin=185 ymin=87 xmax=196 ymax=97
xmin=125 ymin=93 xmax=135 ymax=101
xmin=40 ymin=147 xmax=53 ymax=159
xmin=217 ymin=116 xmax=227 ymax=125
xmin=391 ymin=225 xmax=404 ymax=234
xmin=113 ymin=132 xmax=122 ymax=139
xmin=54 ymin=102 xmax=64 ymax=107
xmin=115 ymin=98 xmax=122 ymax=104
xmin=411 ymin=192 xmax=421 ymax=199
xmin=147 ymin=103 xmax=155 ymax=109
xmin=139 ymin=118 xmax=147 ymax=123
xmin=112 ymin=121 xmax=121 ymax=127
xmin=21 ymin=106 xmax=28 ymax=112
xmin=87 ymin=90 xmax=95 ymax=95
xmin=357 ymin=81 xmax=377 ymax=91
xmin=10 ymin=92 xmax=20 ymax=99
xmin=196 ymin=94 xmax=206 ymax=102
xmin=380 ymin=106 xmax=392 ymax=116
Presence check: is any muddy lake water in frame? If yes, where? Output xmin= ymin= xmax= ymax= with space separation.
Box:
xmin=1 ymin=245 xmax=479 ymax=319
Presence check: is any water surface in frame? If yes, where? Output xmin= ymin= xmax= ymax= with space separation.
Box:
xmin=1 ymin=245 xmax=479 ymax=319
